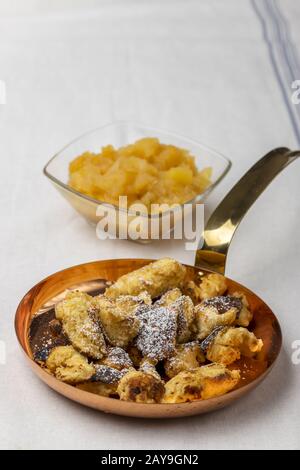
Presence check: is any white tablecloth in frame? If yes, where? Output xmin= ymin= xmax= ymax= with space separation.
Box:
xmin=0 ymin=0 xmax=300 ymax=450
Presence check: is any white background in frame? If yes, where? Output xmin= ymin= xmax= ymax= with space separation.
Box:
xmin=0 ymin=0 xmax=299 ymax=450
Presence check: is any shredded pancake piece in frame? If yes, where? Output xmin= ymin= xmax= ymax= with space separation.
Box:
xmin=101 ymin=347 xmax=133 ymax=370
xmin=91 ymin=364 xmax=127 ymax=384
xmin=164 ymin=342 xmax=205 ymax=379
xmin=55 ymin=291 xmax=106 ymax=360
xmin=204 ymin=327 xmax=264 ymax=365
xmin=105 ymin=258 xmax=187 ymax=299
xmin=46 ymin=345 xmax=95 ymax=384
xmin=135 ymin=305 xmax=178 ymax=362
xmin=93 ymin=295 xmax=140 ymax=348
xmin=163 ymin=363 xmax=240 ymax=403
xmin=201 ymin=296 xmax=242 ymax=314
xmin=117 ymin=368 xmax=165 ymax=403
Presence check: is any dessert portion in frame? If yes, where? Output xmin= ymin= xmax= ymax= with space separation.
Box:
xmin=68 ymin=138 xmax=212 ymax=210
xmin=164 ymin=342 xmax=205 ymax=379
xmin=92 ymin=295 xmax=140 ymax=348
xmin=46 ymin=345 xmax=95 ymax=384
xmin=163 ymin=364 xmax=240 ymax=403
xmin=183 ymin=272 xmax=227 ymax=303
xmin=201 ymin=327 xmax=263 ymax=365
xmin=157 ymin=290 xmax=195 ymax=343
xmin=101 ymin=346 xmax=133 ymax=370
xmin=105 ymin=258 xmax=186 ymax=299
xmin=117 ymin=368 xmax=165 ymax=404
xmin=55 ymin=291 xmax=106 ymax=359
xmin=195 ymin=293 xmax=252 ymax=340
xmin=29 ymin=258 xmax=264 ymax=404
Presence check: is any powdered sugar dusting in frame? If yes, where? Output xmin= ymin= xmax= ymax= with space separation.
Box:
xmin=106 ymin=347 xmax=133 ymax=369
xmin=139 ymin=360 xmax=155 ymax=374
xmin=170 ymin=296 xmax=189 ymax=337
xmin=135 ymin=305 xmax=177 ymax=361
xmin=80 ymin=306 xmax=105 ymax=345
xmin=91 ymin=365 xmax=126 ymax=384
xmin=201 ymin=296 xmax=242 ymax=315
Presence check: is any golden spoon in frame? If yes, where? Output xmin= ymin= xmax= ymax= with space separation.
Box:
xmin=196 ymin=147 xmax=299 ymax=273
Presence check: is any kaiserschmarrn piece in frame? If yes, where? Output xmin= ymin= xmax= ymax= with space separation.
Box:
xmin=157 ymin=290 xmax=195 ymax=343
xmin=197 ymin=273 xmax=228 ymax=300
xmin=117 ymin=369 xmax=165 ymax=403
xmin=156 ymin=288 xmax=182 ymax=306
xmin=93 ymin=295 xmax=140 ymax=348
xmin=164 ymin=342 xmax=205 ymax=379
xmin=76 ymin=363 xmax=129 ymax=397
xmin=101 ymin=347 xmax=133 ymax=370
xmin=46 ymin=345 xmax=95 ymax=384
xmin=135 ymin=304 xmax=178 ymax=362
xmin=195 ymin=296 xmax=240 ymax=340
xmin=105 ymin=258 xmax=186 ymax=299
xmin=139 ymin=359 xmax=161 ymax=380
xmin=115 ymin=292 xmax=152 ymax=313
xmin=55 ymin=291 xmax=106 ymax=360
xmin=202 ymin=326 xmax=263 ymax=365
xmin=174 ymin=296 xmax=196 ymax=343
xmin=183 ymin=273 xmax=227 ymax=304
xmin=92 ymin=364 xmax=127 ymax=383
xmin=232 ymin=291 xmax=253 ymax=327
xmin=163 ymin=364 xmax=240 ymax=403
xmin=126 ymin=345 xmax=143 ymax=367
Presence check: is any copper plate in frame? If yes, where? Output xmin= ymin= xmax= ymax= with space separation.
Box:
xmin=15 ymin=258 xmax=282 ymax=419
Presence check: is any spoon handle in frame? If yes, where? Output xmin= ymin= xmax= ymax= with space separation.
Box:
xmin=195 ymin=147 xmax=300 ymax=273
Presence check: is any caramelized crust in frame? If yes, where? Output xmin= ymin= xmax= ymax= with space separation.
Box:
xmin=76 ymin=362 xmax=129 ymax=397
xmin=195 ymin=300 xmax=238 ymax=340
xmin=232 ymin=291 xmax=253 ymax=327
xmin=127 ymin=345 xmax=143 ymax=367
xmin=29 ymin=310 xmax=70 ymax=362
xmin=117 ymin=369 xmax=165 ymax=403
xmin=163 ymin=363 xmax=240 ymax=403
xmin=171 ymin=296 xmax=196 ymax=343
xmin=91 ymin=364 xmax=127 ymax=384
xmin=200 ymin=295 xmax=242 ymax=314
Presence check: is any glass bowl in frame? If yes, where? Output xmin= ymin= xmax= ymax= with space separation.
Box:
xmin=44 ymin=121 xmax=231 ymax=242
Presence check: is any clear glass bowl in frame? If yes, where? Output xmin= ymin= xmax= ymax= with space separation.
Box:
xmin=44 ymin=121 xmax=231 ymax=242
